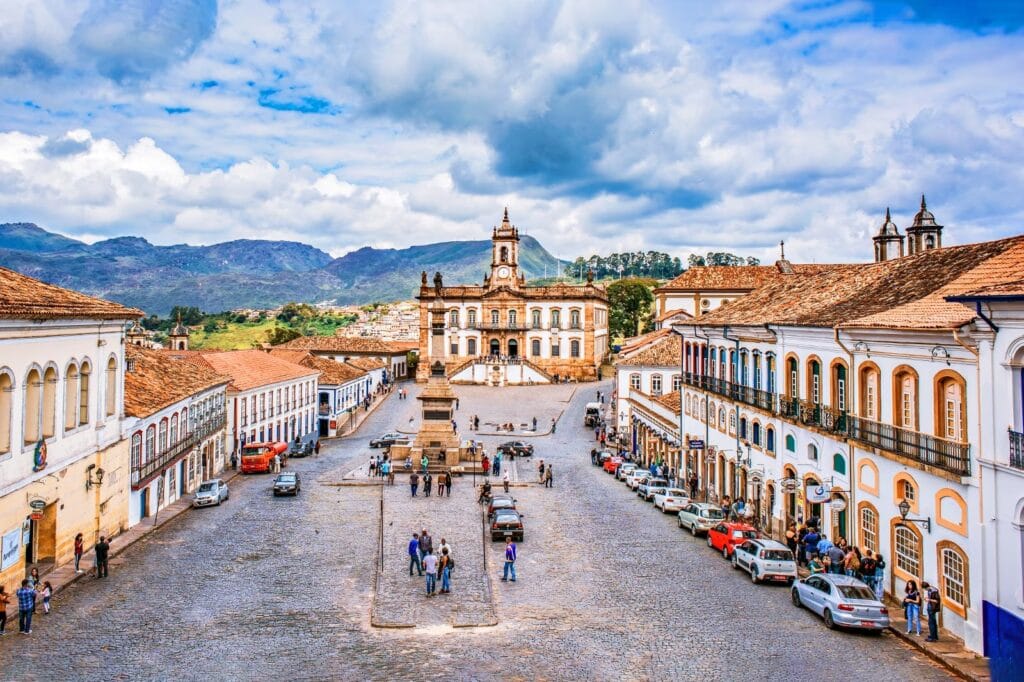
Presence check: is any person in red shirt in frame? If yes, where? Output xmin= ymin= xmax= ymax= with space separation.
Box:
xmin=481 ymin=455 xmax=490 ymax=477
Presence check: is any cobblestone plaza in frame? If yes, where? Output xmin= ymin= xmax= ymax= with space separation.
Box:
xmin=0 ymin=384 xmax=951 ymax=680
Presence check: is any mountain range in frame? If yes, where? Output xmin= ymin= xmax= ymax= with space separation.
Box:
xmin=0 ymin=222 xmax=564 ymax=315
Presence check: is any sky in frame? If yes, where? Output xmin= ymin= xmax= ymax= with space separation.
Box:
xmin=1 ymin=0 xmax=1023 ymax=263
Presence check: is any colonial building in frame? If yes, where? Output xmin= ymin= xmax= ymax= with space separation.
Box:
xmin=268 ymin=349 xmax=372 ymax=438
xmin=0 ymin=267 xmax=139 ymax=595
xmin=123 ymin=345 xmax=229 ymax=526
xmin=616 ymin=200 xmax=1024 ymax=663
xmin=417 ymin=209 xmax=609 ymax=384
xmin=279 ymin=335 xmax=416 ymax=380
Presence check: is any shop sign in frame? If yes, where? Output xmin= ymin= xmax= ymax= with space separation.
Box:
xmin=779 ymin=477 xmax=799 ymax=493
xmin=806 ymin=484 xmax=831 ymax=504
xmin=688 ymin=439 xmax=705 ymax=450
xmin=1 ymin=527 xmax=20 ymax=570
xmin=29 ymin=512 xmax=42 ymax=522
xmin=29 ymin=498 xmax=46 ymax=511
xmin=830 ymin=496 xmax=848 ymax=512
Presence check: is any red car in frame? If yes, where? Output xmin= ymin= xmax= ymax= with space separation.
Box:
xmin=707 ymin=522 xmax=759 ymax=558
xmin=603 ymin=456 xmax=624 ymax=474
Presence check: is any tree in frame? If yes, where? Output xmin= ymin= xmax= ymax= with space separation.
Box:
xmin=277 ymin=302 xmax=316 ymax=323
xmin=687 ymin=252 xmax=760 ymax=267
xmin=607 ymin=277 xmax=656 ymax=340
xmin=266 ymin=326 xmax=302 ymax=345
xmin=169 ymin=306 xmax=203 ymax=325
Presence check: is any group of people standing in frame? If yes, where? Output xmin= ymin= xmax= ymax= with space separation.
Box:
xmin=537 ymin=460 xmax=554 ymax=487
xmin=369 ymin=454 xmax=396 ymax=484
xmin=408 ymin=530 xmax=455 ymax=595
xmin=408 ymin=470 xmax=454 ymax=497
xmin=787 ymin=523 xmax=886 ymax=602
xmin=902 ymin=579 xmax=943 ymax=641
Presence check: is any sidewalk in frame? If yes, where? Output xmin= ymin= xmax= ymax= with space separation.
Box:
xmin=3 ymin=468 xmax=240 ymax=625
xmin=334 ymin=385 xmax=397 ymax=438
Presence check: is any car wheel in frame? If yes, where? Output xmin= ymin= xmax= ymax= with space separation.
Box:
xmin=722 ymin=545 xmax=730 ymax=560
xmin=706 ymin=535 xmax=713 ymax=547
xmin=823 ymin=609 xmax=836 ymax=629
xmin=690 ymin=523 xmax=698 ymax=537
xmin=750 ymin=567 xmax=760 ymax=584
xmin=225 ymin=491 xmax=229 ymax=501
xmin=791 ymin=589 xmax=802 ymax=608
xmin=731 ymin=554 xmax=739 ymax=570
xmin=216 ymin=497 xmax=222 ymax=506
xmin=678 ymin=518 xmax=683 ymax=529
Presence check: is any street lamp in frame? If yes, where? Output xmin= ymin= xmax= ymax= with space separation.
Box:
xmin=897 ymin=498 xmax=931 ymax=533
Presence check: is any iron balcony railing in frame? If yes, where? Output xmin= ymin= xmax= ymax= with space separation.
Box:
xmin=471 ymin=323 xmax=530 ymax=331
xmin=1010 ymin=429 xmax=1024 ymax=470
xmin=681 ymin=371 xmax=970 ymax=476
xmin=132 ymin=410 xmax=226 ymax=489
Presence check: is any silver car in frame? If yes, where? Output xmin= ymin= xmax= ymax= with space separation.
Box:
xmin=192 ymin=479 xmax=229 ymax=507
xmin=638 ymin=479 xmax=668 ymax=501
xmin=677 ymin=502 xmax=726 ymax=535
xmin=791 ymin=573 xmax=891 ymax=631
xmin=616 ymin=463 xmax=638 ymax=481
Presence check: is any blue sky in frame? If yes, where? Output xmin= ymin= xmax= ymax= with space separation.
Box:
xmin=0 ymin=0 xmax=1022 ymax=263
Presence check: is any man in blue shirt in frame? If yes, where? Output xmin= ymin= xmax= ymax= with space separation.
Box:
xmin=408 ymin=533 xmax=423 ymax=576
xmin=501 ymin=538 xmax=517 ymax=582
xmin=16 ymin=580 xmax=35 ymax=634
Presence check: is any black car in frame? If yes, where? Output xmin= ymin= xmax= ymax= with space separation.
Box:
xmin=487 ymin=494 xmax=517 ymax=519
xmin=497 ymin=441 xmax=534 ymax=457
xmin=491 ymin=509 xmax=524 ymax=542
xmin=290 ymin=441 xmax=314 ymax=458
xmin=272 ymin=472 xmax=301 ymax=496
xmin=369 ymin=432 xmax=409 ymax=449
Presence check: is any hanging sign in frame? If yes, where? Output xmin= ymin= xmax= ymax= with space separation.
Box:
xmin=830 ymin=496 xmax=848 ymax=512
xmin=780 ymin=477 xmax=799 ymax=493
xmin=32 ymin=440 xmax=47 ymax=472
xmin=28 ymin=499 xmax=46 ymax=511
xmin=688 ymin=439 xmax=705 ymax=450
xmin=1 ymin=527 xmax=20 ymax=570
xmin=806 ymin=484 xmax=831 ymax=504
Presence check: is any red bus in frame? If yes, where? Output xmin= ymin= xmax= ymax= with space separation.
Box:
xmin=240 ymin=442 xmax=288 ymax=473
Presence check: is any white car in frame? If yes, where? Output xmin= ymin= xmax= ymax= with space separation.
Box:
xmin=627 ymin=471 xmax=651 ymax=491
xmin=732 ymin=539 xmax=797 ymax=585
xmin=192 ymin=479 xmax=229 ymax=507
xmin=653 ymin=488 xmax=690 ymax=513
xmin=616 ymin=463 xmax=638 ymax=481
xmin=637 ymin=478 xmax=669 ymax=501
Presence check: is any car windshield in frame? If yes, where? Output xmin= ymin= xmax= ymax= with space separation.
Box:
xmin=703 ymin=509 xmax=726 ymax=519
xmin=665 ymin=489 xmax=686 ymax=497
xmin=837 ymin=584 xmax=876 ymax=600
xmin=277 ymin=474 xmax=296 ymax=482
xmin=732 ymin=530 xmax=757 ymax=539
xmin=493 ymin=499 xmax=514 ymax=507
xmin=198 ymin=483 xmax=216 ymax=493
xmin=761 ymin=549 xmax=793 ymax=561
xmin=495 ymin=512 xmax=519 ymax=521
xmin=647 ymin=479 xmax=668 ymax=486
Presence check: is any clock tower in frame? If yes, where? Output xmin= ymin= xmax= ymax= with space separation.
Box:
xmin=488 ymin=207 xmax=521 ymax=289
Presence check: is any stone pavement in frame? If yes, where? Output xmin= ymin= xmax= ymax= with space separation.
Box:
xmin=885 ymin=597 xmax=991 ymax=680
xmin=372 ymin=469 xmax=497 ymax=628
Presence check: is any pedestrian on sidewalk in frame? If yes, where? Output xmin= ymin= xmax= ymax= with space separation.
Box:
xmin=873 ymin=552 xmax=886 ymax=601
xmin=408 ymin=533 xmax=423 ymax=576
xmin=923 ymin=581 xmax=941 ymax=642
xmin=28 ymin=567 xmax=40 ymax=592
xmin=439 ymin=548 xmax=453 ymax=594
xmin=544 ymin=465 xmax=553 ymax=488
xmin=436 ymin=473 xmax=445 ymax=497
xmin=423 ymin=549 xmax=438 ymax=596
xmin=532 ymin=416 xmax=537 ymax=431
xmin=455 ymin=398 xmax=459 ymax=410
xmin=410 ymin=472 xmax=419 ymax=497
xmin=40 ymin=582 xmax=52 ymax=614
xmin=16 ymin=580 xmax=34 ymax=634
xmin=444 ymin=470 xmax=452 ymax=497
xmin=689 ymin=473 xmax=698 ymax=500
xmin=551 ymin=417 xmax=556 ymax=433
xmin=503 ymin=470 xmax=510 ymax=493
xmin=423 ymin=472 xmax=432 ymax=498
xmin=481 ymin=454 xmax=490 ymax=477
xmin=501 ymin=538 xmax=517 ymax=582
xmin=0 ymin=584 xmax=9 ymax=635
xmin=493 ymin=453 xmax=501 ymax=477
xmin=74 ymin=532 xmax=84 ymax=573
xmin=388 ymin=463 xmax=395 ymax=486
xmin=903 ymin=580 xmax=922 ymax=635
xmin=369 ymin=456 xmax=377 ymax=477
xmin=95 ymin=536 xmax=110 ymax=578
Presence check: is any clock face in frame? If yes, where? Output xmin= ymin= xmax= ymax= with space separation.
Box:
xmin=498 ymin=266 xmax=510 ymax=278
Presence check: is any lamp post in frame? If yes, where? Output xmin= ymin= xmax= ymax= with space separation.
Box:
xmin=897 ymin=498 xmax=931 ymax=533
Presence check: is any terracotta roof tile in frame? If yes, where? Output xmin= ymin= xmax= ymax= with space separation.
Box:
xmin=616 ymin=334 xmax=681 ymax=367
xmin=654 ymin=264 xmax=836 ymax=293
xmin=0 ymin=266 xmax=142 ymax=320
xmin=124 ymin=345 xmax=230 ymax=418
xmin=279 ymin=336 xmax=417 ymax=354
xmin=655 ymin=391 xmax=681 ymax=414
xmin=346 ymin=357 xmax=386 ymax=371
xmin=656 ymin=308 xmax=693 ymax=323
xmin=617 ymin=329 xmax=671 ymax=357
xmin=268 ymin=349 xmax=367 ymax=385
xmin=187 ymin=349 xmax=320 ymax=392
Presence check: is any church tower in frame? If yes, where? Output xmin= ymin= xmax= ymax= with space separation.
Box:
xmin=487 ymin=207 xmax=521 ymax=290
xmin=168 ymin=314 xmax=190 ymax=351
xmin=872 ymin=207 xmax=905 ymax=262
xmin=906 ymin=195 xmax=943 ymax=256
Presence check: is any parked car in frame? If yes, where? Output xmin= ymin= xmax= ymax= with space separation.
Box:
xmin=707 ymin=522 xmax=759 ymax=558
xmin=487 ymin=494 xmax=517 ymax=519
xmin=290 ymin=440 xmax=314 ymax=458
xmin=596 ymin=450 xmax=615 ymax=465
xmin=491 ymin=509 xmax=525 ymax=542
xmin=638 ymin=479 xmax=668 ymax=501
xmin=652 ymin=488 xmax=689 ymax=513
xmin=272 ymin=472 xmax=301 ymax=496
xmin=497 ymin=441 xmax=534 ymax=457
xmin=369 ymin=433 xmax=408 ymax=448
xmin=192 ymin=479 xmax=229 ymax=507
xmin=603 ymin=456 xmax=624 ymax=474
xmin=791 ymin=574 xmax=890 ymax=631
xmin=627 ymin=471 xmax=652 ymax=491
xmin=732 ymin=539 xmax=797 ymax=584
xmin=616 ymin=463 xmax=638 ymax=481
xmin=677 ymin=503 xmax=727 ymax=535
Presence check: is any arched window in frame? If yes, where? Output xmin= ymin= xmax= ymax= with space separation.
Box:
xmin=709 ymin=348 xmax=717 ymax=377
xmin=42 ymin=366 xmax=57 ymax=439
xmin=739 ymin=416 xmax=748 ymax=440
xmin=570 ymin=340 xmax=581 ymax=358
xmin=729 ymin=350 xmax=737 ymax=382
xmin=531 ymin=339 xmax=541 ymax=357
xmin=860 ymin=503 xmax=879 ymax=552
xmin=65 ymin=362 xmax=79 ymax=430
xmin=672 ymin=374 xmax=682 ymax=391
xmin=938 ymin=542 xmax=968 ymax=612
xmin=766 ymin=426 xmax=775 ymax=453
xmin=0 ymin=370 xmax=12 ymax=454
xmin=685 ymin=394 xmax=692 ymax=414
xmin=752 ymin=421 xmax=761 ymax=446
xmin=936 ymin=372 xmax=966 ymax=442
xmin=787 ymin=357 xmax=799 ymax=399
xmin=130 ymin=432 xmax=142 ymax=470
xmin=24 ymin=368 xmax=41 ymax=444
xmin=718 ymin=406 xmax=725 ymax=427
xmin=740 ymin=350 xmax=749 ymax=386
xmin=708 ymin=401 xmax=717 ymax=427
xmin=833 ymin=453 xmax=846 ymax=475
xmin=158 ymin=419 xmax=168 ymax=454
xmin=630 ymin=373 xmax=641 ymax=390
xmin=449 ymin=309 xmax=459 ymax=327
xmin=467 ymin=338 xmax=477 ymax=356
xmin=785 ymin=434 xmax=796 ymax=452
xmin=570 ymin=309 xmax=581 ymax=329
xmin=551 ymin=309 xmax=561 ymax=328
xmin=832 ymin=361 xmax=847 ymax=412
xmin=808 ymin=358 xmax=821 ymax=405
xmin=651 ymin=374 xmax=662 ymax=396
xmin=859 ymin=364 xmax=880 ymax=420
xmin=467 ymin=309 xmax=477 ymax=327
xmin=79 ymin=361 xmax=91 ymax=425
xmin=766 ymin=353 xmax=776 ymax=393
xmin=181 ymin=407 xmax=188 ymax=435
xmin=893 ymin=366 xmax=918 ymax=430
xmin=170 ymin=413 xmax=179 ymax=444
xmin=894 ymin=524 xmax=922 ymax=578
xmin=145 ymin=425 xmax=156 ymax=463
xmin=729 ymin=410 xmax=736 ymax=435
xmin=752 ymin=352 xmax=761 ymax=389
xmin=500 ymin=246 xmax=508 ymax=263
xmin=531 ymin=309 xmax=541 ymax=329
xmin=491 ymin=309 xmax=499 ymax=325
xmin=719 ymin=347 xmax=727 ymax=379
xmin=507 ymin=310 xmax=517 ymax=327
xmin=105 ymin=356 xmax=117 ymax=417
xmin=807 ymin=443 xmax=818 ymax=461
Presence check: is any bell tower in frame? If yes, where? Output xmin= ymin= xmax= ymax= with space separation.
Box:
xmin=872 ymin=208 xmax=905 ymax=262
xmin=488 ymin=207 xmax=520 ymax=289
xmin=906 ymin=195 xmax=943 ymax=256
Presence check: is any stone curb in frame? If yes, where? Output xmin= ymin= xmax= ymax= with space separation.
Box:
xmin=886 ymin=621 xmax=983 ymax=681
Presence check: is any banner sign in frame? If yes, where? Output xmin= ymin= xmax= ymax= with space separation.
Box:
xmin=806 ymin=484 xmax=832 ymax=503
xmin=688 ymin=439 xmax=705 ymax=450
xmin=1 ymin=527 xmax=21 ymax=570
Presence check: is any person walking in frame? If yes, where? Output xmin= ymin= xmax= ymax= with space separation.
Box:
xmin=501 ymin=538 xmax=517 ymax=582
xmin=444 ymin=470 xmax=452 ymax=497
xmin=74 ymin=532 xmax=84 ymax=573
xmin=16 ymin=580 xmax=35 ymax=634
xmin=537 ymin=460 xmax=545 ymax=483
xmin=272 ymin=454 xmax=281 ymax=473
xmin=423 ymin=549 xmax=438 ymax=596
xmin=95 ymin=536 xmax=110 ymax=578
xmin=481 ymin=455 xmax=490 ymax=478
xmin=0 ymin=584 xmax=9 ymax=635
xmin=532 ymin=417 xmax=537 ymax=431
xmin=923 ymin=581 xmax=941 ymax=642
xmin=904 ymin=580 xmax=922 ymax=635
xmin=408 ymin=533 xmax=423 ymax=576
xmin=40 ymin=582 xmax=52 ymax=615
xmin=314 ymin=440 xmax=321 ymax=456
xmin=551 ymin=417 xmax=556 ymax=433
xmin=436 ymin=473 xmax=445 ymax=497
xmin=423 ymin=472 xmax=432 ymax=498
xmin=873 ymin=552 xmax=886 ymax=601
xmin=493 ymin=452 xmax=501 ymax=477
xmin=419 ymin=530 xmax=433 ymax=563
xmin=688 ymin=473 xmax=698 ymax=500
xmin=503 ymin=470 xmax=510 ymax=493
xmin=544 ymin=465 xmax=553 ymax=488
xmin=410 ymin=472 xmax=419 ymax=497
xmin=439 ymin=548 xmax=453 ymax=594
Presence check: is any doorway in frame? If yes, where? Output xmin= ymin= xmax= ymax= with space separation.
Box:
xmin=508 ymin=339 xmax=518 ymax=357
xmin=140 ymin=487 xmax=150 ymax=518
xmin=489 ymin=339 xmax=500 ymax=356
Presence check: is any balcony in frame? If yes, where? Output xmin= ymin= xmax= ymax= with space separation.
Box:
xmin=848 ymin=416 xmax=970 ymax=477
xmin=132 ymin=410 xmax=226 ymax=489
xmin=1010 ymin=429 xmax=1024 ymax=470
xmin=471 ymin=323 xmax=529 ymax=331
